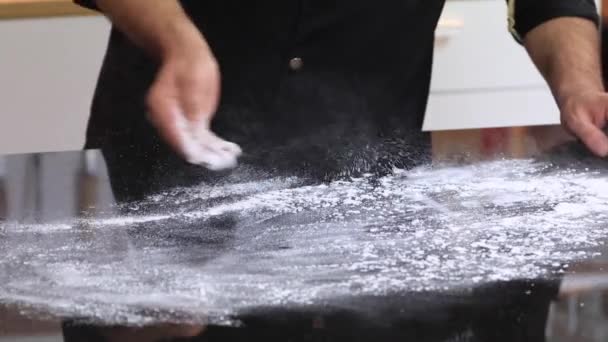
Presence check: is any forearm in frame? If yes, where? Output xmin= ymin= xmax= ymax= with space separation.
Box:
xmin=523 ymin=17 xmax=604 ymax=105
xmin=95 ymin=0 xmax=208 ymax=59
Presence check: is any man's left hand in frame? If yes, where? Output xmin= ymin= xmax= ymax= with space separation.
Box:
xmin=560 ymin=90 xmax=608 ymax=157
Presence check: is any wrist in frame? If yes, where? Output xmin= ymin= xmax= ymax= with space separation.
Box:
xmin=554 ymin=79 xmax=605 ymax=108
xmin=158 ymin=19 xmax=212 ymax=62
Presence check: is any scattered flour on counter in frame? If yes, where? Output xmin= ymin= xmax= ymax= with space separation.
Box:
xmin=88 ymin=214 xmax=173 ymax=227
xmin=2 ymin=158 xmax=608 ymax=325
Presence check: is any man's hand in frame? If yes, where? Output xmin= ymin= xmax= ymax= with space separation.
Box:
xmin=147 ymin=43 xmax=241 ymax=169
xmin=524 ymin=17 xmax=607 ymax=157
xmin=95 ymin=0 xmax=241 ymax=170
xmin=559 ymin=91 xmax=608 ymax=156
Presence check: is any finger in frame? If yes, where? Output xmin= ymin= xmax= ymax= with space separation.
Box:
xmin=172 ymin=114 xmax=236 ymax=169
xmin=195 ymin=129 xmax=241 ymax=170
xmin=150 ymin=102 xmax=239 ymax=170
xmin=218 ymin=140 xmax=243 ymax=157
xmin=198 ymin=129 xmax=243 ymax=156
xmin=164 ymin=113 xmax=239 ymax=170
xmin=147 ymin=84 xmax=193 ymax=161
xmin=181 ymin=89 xmax=218 ymax=126
xmin=147 ymin=84 xmax=222 ymax=167
xmin=199 ymin=147 xmax=238 ymax=171
xmin=197 ymin=147 xmax=238 ymax=170
xmin=567 ymin=114 xmax=608 ymax=157
xmin=180 ymin=66 xmax=221 ymax=125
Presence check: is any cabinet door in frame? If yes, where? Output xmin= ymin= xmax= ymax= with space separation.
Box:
xmin=423 ymin=87 xmax=558 ymax=131
xmin=431 ymin=0 xmax=545 ymax=92
xmin=425 ymin=0 xmax=573 ymax=131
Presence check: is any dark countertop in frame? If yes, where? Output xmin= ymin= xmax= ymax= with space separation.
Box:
xmin=2 ymin=145 xmax=608 ymax=341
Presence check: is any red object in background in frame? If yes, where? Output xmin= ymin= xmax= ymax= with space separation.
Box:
xmin=603 ymin=1 xmax=608 ymax=87
xmin=480 ymin=128 xmax=510 ymax=156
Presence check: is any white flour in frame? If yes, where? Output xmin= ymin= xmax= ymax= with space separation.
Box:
xmin=1 ymin=158 xmax=608 ymax=325
xmin=175 ymin=114 xmax=242 ymax=171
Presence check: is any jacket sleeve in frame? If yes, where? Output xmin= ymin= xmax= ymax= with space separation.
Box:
xmin=73 ymin=0 xmax=98 ymax=10
xmin=507 ymin=0 xmax=599 ymax=42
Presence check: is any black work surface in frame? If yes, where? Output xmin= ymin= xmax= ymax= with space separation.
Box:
xmin=2 ymin=146 xmax=608 ymax=342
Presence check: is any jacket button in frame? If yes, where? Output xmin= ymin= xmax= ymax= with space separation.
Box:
xmin=289 ymin=57 xmax=303 ymax=71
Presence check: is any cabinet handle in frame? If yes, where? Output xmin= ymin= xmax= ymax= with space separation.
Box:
xmin=435 ymin=17 xmax=464 ymax=46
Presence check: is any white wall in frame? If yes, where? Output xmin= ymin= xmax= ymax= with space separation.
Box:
xmin=0 ymin=16 xmax=110 ymax=154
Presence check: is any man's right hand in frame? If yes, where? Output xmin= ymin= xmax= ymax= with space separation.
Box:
xmin=95 ymin=0 xmax=242 ymax=170
xmin=146 ymin=44 xmax=242 ymax=170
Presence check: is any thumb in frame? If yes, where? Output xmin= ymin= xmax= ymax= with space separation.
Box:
xmin=565 ymin=111 xmax=608 ymax=157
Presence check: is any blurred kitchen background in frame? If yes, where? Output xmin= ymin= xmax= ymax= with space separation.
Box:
xmin=1 ymin=0 xmax=602 ymax=161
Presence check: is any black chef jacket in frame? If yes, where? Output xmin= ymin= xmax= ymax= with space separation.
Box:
xmin=75 ymin=0 xmax=598 ymax=192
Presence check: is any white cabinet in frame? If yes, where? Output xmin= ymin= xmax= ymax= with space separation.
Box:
xmin=424 ymin=88 xmax=558 ymax=131
xmin=431 ymin=0 xmax=546 ymax=91
xmin=423 ymin=0 xmax=561 ymax=131
xmin=0 ymin=16 xmax=110 ymax=154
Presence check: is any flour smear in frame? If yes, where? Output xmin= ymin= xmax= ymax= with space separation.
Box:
xmin=1 ymin=158 xmax=608 ymax=325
